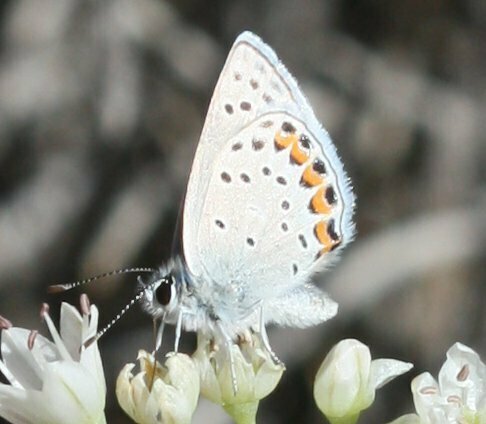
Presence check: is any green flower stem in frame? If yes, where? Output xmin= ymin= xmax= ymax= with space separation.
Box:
xmin=224 ymin=401 xmax=259 ymax=424
xmin=328 ymin=413 xmax=360 ymax=424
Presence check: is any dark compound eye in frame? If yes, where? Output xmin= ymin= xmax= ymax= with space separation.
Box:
xmin=155 ymin=277 xmax=173 ymax=306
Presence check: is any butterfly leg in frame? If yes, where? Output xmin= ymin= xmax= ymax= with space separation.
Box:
xmin=173 ymin=309 xmax=183 ymax=353
xmin=216 ymin=322 xmax=238 ymax=394
xmin=153 ymin=314 xmax=167 ymax=354
xmin=149 ymin=316 xmax=165 ymax=391
xmin=259 ymin=305 xmax=282 ymax=365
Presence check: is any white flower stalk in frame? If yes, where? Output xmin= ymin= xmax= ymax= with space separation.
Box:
xmin=314 ymin=339 xmax=413 ymax=424
xmin=0 ymin=296 xmax=106 ymax=424
xmin=116 ymin=350 xmax=199 ymax=424
xmin=192 ymin=333 xmax=285 ymax=424
xmin=390 ymin=342 xmax=486 ymax=424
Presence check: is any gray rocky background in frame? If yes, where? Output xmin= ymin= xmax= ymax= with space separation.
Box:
xmin=0 ymin=0 xmax=484 ymax=422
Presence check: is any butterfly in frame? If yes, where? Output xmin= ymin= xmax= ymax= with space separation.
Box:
xmin=51 ymin=31 xmax=355 ymax=370
xmin=139 ymin=31 xmax=355 ymax=353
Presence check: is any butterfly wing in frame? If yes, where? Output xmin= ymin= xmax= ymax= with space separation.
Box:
xmin=265 ymin=284 xmax=338 ymax=328
xmin=182 ymin=32 xmax=354 ymax=316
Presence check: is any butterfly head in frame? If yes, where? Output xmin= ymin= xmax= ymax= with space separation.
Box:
xmin=138 ymin=259 xmax=185 ymax=321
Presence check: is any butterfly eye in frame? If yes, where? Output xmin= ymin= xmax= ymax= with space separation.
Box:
xmin=155 ymin=276 xmax=175 ymax=307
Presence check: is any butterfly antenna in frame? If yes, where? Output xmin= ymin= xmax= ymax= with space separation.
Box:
xmin=48 ymin=267 xmax=156 ymax=293
xmin=83 ymin=289 xmax=146 ymax=348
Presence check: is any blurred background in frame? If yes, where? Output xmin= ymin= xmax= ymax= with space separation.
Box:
xmin=0 ymin=0 xmax=484 ymax=422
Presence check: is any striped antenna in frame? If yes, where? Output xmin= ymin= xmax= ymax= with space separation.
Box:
xmin=83 ymin=289 xmax=146 ymax=348
xmin=48 ymin=267 xmax=156 ymax=293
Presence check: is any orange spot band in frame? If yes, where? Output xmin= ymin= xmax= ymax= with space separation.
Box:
xmin=274 ymin=131 xmax=297 ymax=150
xmin=311 ymin=187 xmax=332 ymax=215
xmin=315 ymin=220 xmax=340 ymax=253
xmin=301 ymin=164 xmax=324 ymax=187
xmin=290 ymin=142 xmax=310 ymax=165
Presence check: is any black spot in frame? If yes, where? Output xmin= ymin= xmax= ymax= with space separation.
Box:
xmin=225 ymin=104 xmax=234 ymax=114
xmin=282 ymin=122 xmax=296 ymax=133
xmin=262 ymin=167 xmax=271 ymax=176
xmin=250 ymin=79 xmax=259 ymax=89
xmin=292 ymin=264 xmax=298 ymax=275
xmin=234 ymin=72 xmax=242 ymax=80
xmin=240 ymin=173 xmax=250 ymax=183
xmin=276 ymin=176 xmax=287 ymax=185
xmin=313 ymin=158 xmax=326 ymax=174
xmin=325 ymin=186 xmax=337 ymax=205
xmin=221 ymin=172 xmax=231 ymax=183
xmin=261 ymin=120 xmax=273 ymax=128
xmin=246 ymin=237 xmax=255 ymax=246
xmin=240 ymin=101 xmax=251 ymax=111
xmin=252 ymin=139 xmax=265 ymax=151
xmin=281 ymin=222 xmax=288 ymax=232
xmin=299 ymin=134 xmax=311 ymax=149
xmin=215 ymin=220 xmax=225 ymax=229
xmin=298 ymin=234 xmax=308 ymax=248
xmin=232 ymin=142 xmax=242 ymax=151
xmin=281 ymin=200 xmax=290 ymax=210
xmin=327 ymin=219 xmax=339 ymax=241
xmin=263 ymin=93 xmax=272 ymax=103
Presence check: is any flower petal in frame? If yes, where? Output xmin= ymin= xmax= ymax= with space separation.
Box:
xmin=370 ymin=358 xmax=413 ymax=390
xmin=0 ymin=384 xmax=35 ymax=424
xmin=387 ymin=413 xmax=421 ymax=424
xmin=35 ymin=360 xmax=105 ymax=423
xmin=192 ymin=343 xmax=222 ymax=404
xmin=153 ymin=354 xmax=200 ymax=424
xmin=253 ymin=350 xmax=285 ymax=399
xmin=42 ymin=310 xmax=72 ymax=362
xmin=411 ymin=372 xmax=449 ymax=422
xmin=115 ymin=363 xmax=137 ymax=418
xmin=0 ymin=360 xmax=105 ymax=424
xmin=1 ymin=329 xmax=49 ymax=390
xmin=59 ymin=303 xmax=83 ymax=361
xmin=438 ymin=342 xmax=486 ymax=411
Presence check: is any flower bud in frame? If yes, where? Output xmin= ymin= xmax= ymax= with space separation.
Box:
xmin=314 ymin=339 xmax=412 ymax=424
xmin=116 ymin=350 xmax=199 ymax=424
xmin=193 ymin=333 xmax=284 ymax=424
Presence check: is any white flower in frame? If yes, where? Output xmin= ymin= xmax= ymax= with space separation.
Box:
xmin=192 ymin=333 xmax=285 ymax=424
xmin=314 ymin=339 xmax=413 ymax=424
xmin=388 ymin=414 xmax=421 ymax=424
xmin=391 ymin=342 xmax=486 ymax=424
xmin=116 ymin=350 xmax=199 ymax=424
xmin=0 ymin=296 xmax=106 ymax=424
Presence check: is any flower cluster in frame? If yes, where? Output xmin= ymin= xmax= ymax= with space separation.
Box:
xmin=116 ymin=332 xmax=284 ymax=424
xmin=0 ymin=296 xmax=106 ymax=424
xmin=390 ymin=343 xmax=486 ymax=424
xmin=2 ymin=298 xmax=485 ymax=424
